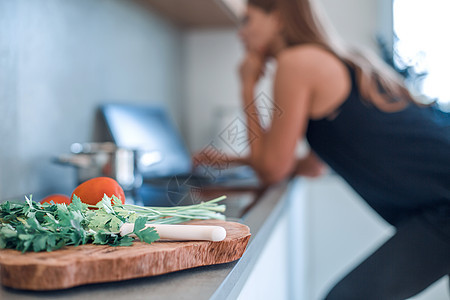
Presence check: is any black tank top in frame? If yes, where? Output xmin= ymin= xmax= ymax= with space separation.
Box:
xmin=306 ymin=64 xmax=450 ymax=226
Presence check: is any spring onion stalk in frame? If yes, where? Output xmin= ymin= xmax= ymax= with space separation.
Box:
xmin=120 ymin=196 xmax=227 ymax=224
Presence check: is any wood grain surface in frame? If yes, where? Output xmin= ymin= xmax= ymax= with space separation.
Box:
xmin=0 ymin=220 xmax=250 ymax=291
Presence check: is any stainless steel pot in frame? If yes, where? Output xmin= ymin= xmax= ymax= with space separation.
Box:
xmin=56 ymin=142 xmax=143 ymax=192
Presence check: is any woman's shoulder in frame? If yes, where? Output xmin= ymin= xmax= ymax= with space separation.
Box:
xmin=279 ymin=43 xmax=331 ymax=56
xmin=277 ymin=44 xmax=343 ymax=71
xmin=276 ymin=44 xmax=352 ymax=119
xmin=276 ymin=44 xmax=348 ymax=83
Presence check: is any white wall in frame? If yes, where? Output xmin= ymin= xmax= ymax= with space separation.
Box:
xmin=319 ymin=0 xmax=378 ymax=50
xmin=183 ymin=30 xmax=244 ymax=152
xmin=0 ymin=0 xmax=183 ymax=199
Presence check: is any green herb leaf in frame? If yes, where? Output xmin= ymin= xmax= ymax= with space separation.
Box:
xmin=133 ymin=217 xmax=159 ymax=244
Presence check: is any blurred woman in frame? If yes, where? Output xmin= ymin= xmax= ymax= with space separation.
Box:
xmin=237 ymin=0 xmax=450 ymax=298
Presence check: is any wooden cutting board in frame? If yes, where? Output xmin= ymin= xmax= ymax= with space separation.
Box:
xmin=0 ymin=220 xmax=250 ymax=291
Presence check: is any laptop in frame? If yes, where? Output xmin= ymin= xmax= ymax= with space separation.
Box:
xmin=99 ymin=103 xmax=260 ymax=190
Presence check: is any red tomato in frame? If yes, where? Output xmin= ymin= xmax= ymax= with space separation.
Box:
xmin=70 ymin=177 xmax=126 ymax=206
xmin=40 ymin=194 xmax=72 ymax=205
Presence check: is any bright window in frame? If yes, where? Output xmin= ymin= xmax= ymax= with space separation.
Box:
xmin=393 ymin=0 xmax=450 ymax=107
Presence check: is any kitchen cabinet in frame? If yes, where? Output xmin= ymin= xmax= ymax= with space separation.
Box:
xmin=235 ymin=179 xmax=307 ymax=300
xmin=134 ymin=0 xmax=245 ymax=28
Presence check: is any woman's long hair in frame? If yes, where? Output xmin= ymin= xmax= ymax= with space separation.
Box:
xmin=248 ymin=0 xmax=416 ymax=109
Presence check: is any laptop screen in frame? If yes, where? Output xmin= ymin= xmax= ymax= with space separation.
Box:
xmin=100 ymin=103 xmax=192 ymax=178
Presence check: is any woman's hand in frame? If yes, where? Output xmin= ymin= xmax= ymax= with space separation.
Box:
xmin=239 ymin=52 xmax=266 ymax=89
xmin=293 ymin=151 xmax=328 ymax=178
xmin=192 ymin=148 xmax=250 ymax=169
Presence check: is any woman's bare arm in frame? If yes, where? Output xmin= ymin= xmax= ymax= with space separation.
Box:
xmin=241 ymin=50 xmax=316 ymax=184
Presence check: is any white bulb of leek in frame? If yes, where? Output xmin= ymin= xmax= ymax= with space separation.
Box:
xmin=120 ymin=223 xmax=227 ymax=242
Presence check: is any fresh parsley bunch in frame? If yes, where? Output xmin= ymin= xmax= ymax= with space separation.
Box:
xmin=0 ymin=195 xmax=158 ymax=252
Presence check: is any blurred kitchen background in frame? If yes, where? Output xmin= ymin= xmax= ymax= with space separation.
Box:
xmin=0 ymin=0 xmax=448 ymax=299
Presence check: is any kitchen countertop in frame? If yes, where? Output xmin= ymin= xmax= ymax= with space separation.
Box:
xmin=0 ymin=179 xmax=299 ymax=300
